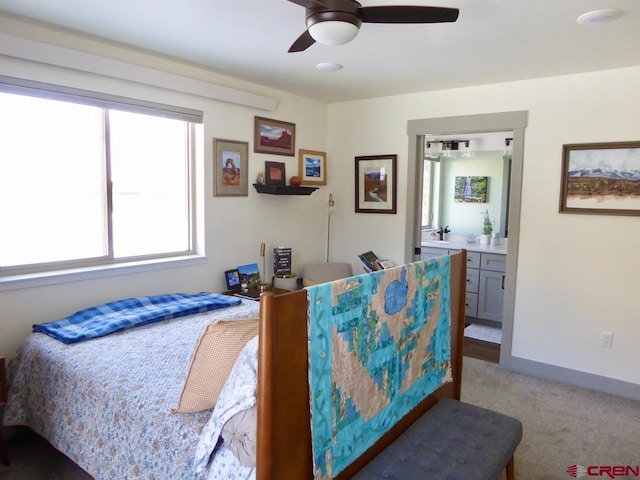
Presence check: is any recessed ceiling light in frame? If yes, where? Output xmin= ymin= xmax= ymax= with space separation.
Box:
xmin=576 ymin=9 xmax=622 ymax=25
xmin=316 ymin=62 xmax=343 ymax=72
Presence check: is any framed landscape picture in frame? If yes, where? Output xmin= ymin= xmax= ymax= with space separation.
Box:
xmin=298 ymin=149 xmax=327 ymax=185
xmin=254 ymin=116 xmax=295 ymax=156
xmin=355 ymin=154 xmax=397 ymax=214
xmin=213 ymin=138 xmax=248 ymax=197
xmin=559 ymin=141 xmax=640 ymax=216
xmin=265 ymin=161 xmax=286 ymax=186
xmin=454 ymin=176 xmax=488 ymax=203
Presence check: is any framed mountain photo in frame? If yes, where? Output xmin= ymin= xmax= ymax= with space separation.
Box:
xmin=559 ymin=141 xmax=640 ymax=216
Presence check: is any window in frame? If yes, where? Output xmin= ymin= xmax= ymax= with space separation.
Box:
xmin=0 ymin=78 xmax=202 ymax=277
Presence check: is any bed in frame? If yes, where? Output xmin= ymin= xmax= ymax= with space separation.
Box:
xmin=2 ymin=251 xmax=466 ymax=480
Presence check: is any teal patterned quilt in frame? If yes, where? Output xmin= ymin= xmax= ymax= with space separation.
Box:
xmin=306 ymin=257 xmax=452 ymax=480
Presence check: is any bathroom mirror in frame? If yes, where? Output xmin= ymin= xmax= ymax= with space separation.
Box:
xmin=421 ymin=131 xmax=512 ymax=239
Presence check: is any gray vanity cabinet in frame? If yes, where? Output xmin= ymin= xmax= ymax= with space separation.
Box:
xmin=477 ymin=253 xmax=506 ymax=323
xmin=421 ymin=247 xmax=505 ymax=324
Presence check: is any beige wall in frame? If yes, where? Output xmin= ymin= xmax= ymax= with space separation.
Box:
xmin=327 ymin=66 xmax=640 ymax=388
xmin=0 ymin=17 xmax=329 ymax=358
xmin=2 ymin=15 xmax=639 ymax=394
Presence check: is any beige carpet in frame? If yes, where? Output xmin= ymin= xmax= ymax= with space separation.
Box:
xmin=462 ymin=357 xmax=640 ymax=480
xmin=2 ymin=358 xmax=639 ymax=480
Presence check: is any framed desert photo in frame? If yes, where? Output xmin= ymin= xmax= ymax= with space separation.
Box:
xmin=298 ymin=149 xmax=327 ymax=186
xmin=254 ymin=116 xmax=295 ymax=156
xmin=559 ymin=141 xmax=640 ymax=216
xmin=213 ymin=138 xmax=248 ymax=197
xmin=265 ymin=161 xmax=286 ymax=186
xmin=355 ymin=154 xmax=397 ymax=214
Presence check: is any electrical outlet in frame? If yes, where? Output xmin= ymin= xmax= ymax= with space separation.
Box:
xmin=601 ymin=331 xmax=613 ymax=348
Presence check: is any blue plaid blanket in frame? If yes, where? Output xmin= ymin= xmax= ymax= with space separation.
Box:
xmin=33 ymin=292 xmax=242 ymax=344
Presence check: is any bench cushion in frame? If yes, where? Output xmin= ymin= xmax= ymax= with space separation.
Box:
xmin=351 ymin=399 xmax=523 ymax=480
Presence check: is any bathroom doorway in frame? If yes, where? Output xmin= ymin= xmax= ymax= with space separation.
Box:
xmin=405 ymin=111 xmax=528 ymax=366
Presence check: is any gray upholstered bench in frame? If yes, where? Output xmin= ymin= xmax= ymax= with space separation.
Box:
xmin=352 ymin=399 xmax=523 ymax=480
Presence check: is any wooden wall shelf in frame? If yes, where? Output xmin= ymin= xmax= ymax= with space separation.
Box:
xmin=253 ymin=184 xmax=318 ymax=195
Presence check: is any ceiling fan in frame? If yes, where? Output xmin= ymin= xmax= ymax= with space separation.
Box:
xmin=287 ymin=0 xmax=459 ymax=52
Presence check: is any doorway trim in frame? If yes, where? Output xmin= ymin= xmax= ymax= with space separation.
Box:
xmin=405 ymin=111 xmax=527 ymax=365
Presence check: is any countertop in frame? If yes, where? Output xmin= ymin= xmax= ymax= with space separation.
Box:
xmin=421 ymin=239 xmax=508 ymax=255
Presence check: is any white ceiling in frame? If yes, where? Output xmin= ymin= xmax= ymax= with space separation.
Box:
xmin=1 ymin=0 xmax=639 ymax=103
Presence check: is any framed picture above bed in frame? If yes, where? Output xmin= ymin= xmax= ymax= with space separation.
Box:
xmin=298 ymin=149 xmax=327 ymax=186
xmin=254 ymin=116 xmax=295 ymax=156
xmin=213 ymin=138 xmax=249 ymax=197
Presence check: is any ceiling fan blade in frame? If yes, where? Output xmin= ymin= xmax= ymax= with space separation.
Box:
xmin=287 ymin=0 xmax=328 ymax=8
xmin=288 ymin=30 xmax=316 ymax=52
xmin=359 ymin=6 xmax=459 ymax=24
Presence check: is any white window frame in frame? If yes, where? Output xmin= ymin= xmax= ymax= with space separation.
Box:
xmin=0 ymin=76 xmax=205 ymax=292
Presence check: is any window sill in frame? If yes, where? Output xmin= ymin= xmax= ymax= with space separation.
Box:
xmin=0 ymin=255 xmax=207 ymax=293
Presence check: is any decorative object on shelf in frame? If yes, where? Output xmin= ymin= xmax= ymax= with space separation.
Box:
xmin=255 ymin=172 xmax=265 ymax=185
xmin=355 ymin=154 xmax=397 ymax=214
xmin=480 ymin=209 xmax=493 ymax=245
xmin=254 ymin=116 xmax=295 ymax=156
xmin=298 ymin=149 xmax=327 ymax=186
xmin=253 ymin=184 xmax=318 ymax=195
xmin=454 ymin=176 xmax=488 ymax=203
xmin=559 ymin=141 xmax=640 ymax=216
xmin=212 ymin=138 xmax=249 ymax=197
xmin=289 ymin=175 xmax=302 ymax=186
xmin=265 ymin=161 xmax=286 ymax=186
xmin=237 ymin=263 xmax=261 ymax=291
xmin=326 ymin=193 xmax=335 ymax=262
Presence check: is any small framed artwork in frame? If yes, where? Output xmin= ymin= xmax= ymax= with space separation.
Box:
xmin=355 ymin=154 xmax=397 ymax=214
xmin=454 ymin=176 xmax=488 ymax=203
xmin=298 ymin=149 xmax=327 ymax=186
xmin=559 ymin=141 xmax=640 ymax=216
xmin=254 ymin=116 xmax=296 ymax=156
xmin=213 ymin=138 xmax=249 ymax=197
xmin=265 ymin=161 xmax=286 ymax=186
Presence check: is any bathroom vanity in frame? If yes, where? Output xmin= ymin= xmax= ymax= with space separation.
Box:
xmin=421 ymin=240 xmax=506 ymax=325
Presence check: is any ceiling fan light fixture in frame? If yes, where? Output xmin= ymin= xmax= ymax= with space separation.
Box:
xmin=308 ymin=20 xmax=360 ymax=45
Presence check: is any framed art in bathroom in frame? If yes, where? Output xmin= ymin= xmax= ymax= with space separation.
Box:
xmin=559 ymin=141 xmax=640 ymax=216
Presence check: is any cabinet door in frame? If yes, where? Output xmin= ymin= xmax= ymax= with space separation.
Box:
xmin=477 ymin=270 xmax=505 ymax=323
xmin=420 ymin=247 xmax=449 ymax=260
xmin=465 ymin=292 xmax=478 ymax=317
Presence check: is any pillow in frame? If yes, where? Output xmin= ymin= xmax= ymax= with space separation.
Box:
xmin=173 ymin=318 xmax=259 ymax=413
xmin=222 ymin=405 xmax=257 ymax=467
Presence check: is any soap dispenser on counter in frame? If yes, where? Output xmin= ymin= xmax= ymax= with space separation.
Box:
xmin=490 ymin=232 xmax=499 ymax=246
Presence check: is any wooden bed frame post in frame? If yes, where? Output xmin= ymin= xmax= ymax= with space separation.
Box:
xmin=256 ymin=290 xmax=313 ymax=480
xmin=256 ymin=251 xmax=466 ymax=480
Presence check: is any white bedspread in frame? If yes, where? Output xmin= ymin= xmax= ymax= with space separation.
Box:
xmin=3 ymin=299 xmax=259 ymax=480
xmin=194 ymin=335 xmax=259 ymax=480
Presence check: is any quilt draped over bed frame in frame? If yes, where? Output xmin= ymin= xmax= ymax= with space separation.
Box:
xmin=306 ymin=257 xmax=452 ymax=480
xmin=32 ymin=292 xmax=242 ymax=344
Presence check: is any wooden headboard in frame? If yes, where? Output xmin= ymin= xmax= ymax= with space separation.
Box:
xmin=256 ymin=250 xmax=467 ymax=480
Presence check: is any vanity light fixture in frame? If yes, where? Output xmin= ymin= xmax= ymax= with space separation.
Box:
xmin=504 ymin=138 xmax=513 ymax=158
